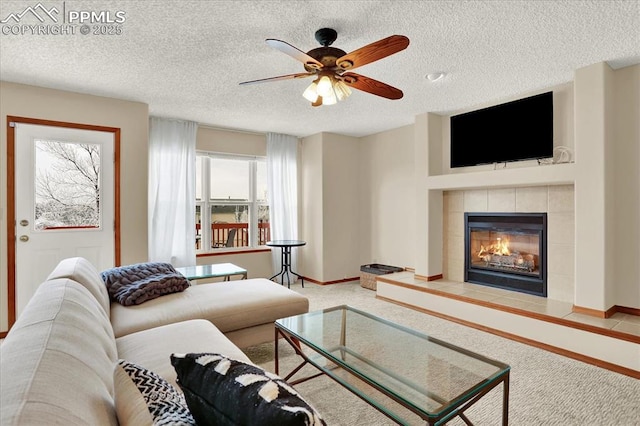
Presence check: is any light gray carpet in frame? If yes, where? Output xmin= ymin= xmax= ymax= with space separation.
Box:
xmin=244 ymin=281 xmax=640 ymax=425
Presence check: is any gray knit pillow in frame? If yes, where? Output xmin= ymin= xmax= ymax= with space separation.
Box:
xmin=101 ymin=262 xmax=189 ymax=306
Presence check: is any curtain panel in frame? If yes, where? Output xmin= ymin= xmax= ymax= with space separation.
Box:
xmin=266 ymin=133 xmax=299 ymax=283
xmin=148 ymin=117 xmax=197 ymax=267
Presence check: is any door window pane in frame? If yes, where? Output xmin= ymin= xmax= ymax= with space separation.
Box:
xmin=209 ymin=158 xmax=249 ymax=201
xmin=34 ymin=140 xmax=101 ymax=230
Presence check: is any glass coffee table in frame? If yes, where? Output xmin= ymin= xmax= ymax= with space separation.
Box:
xmin=275 ymin=305 xmax=510 ymax=425
xmin=176 ymin=263 xmax=247 ymax=282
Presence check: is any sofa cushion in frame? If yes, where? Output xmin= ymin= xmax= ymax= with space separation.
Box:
xmin=101 ymin=262 xmax=190 ymax=306
xmin=110 ymin=278 xmax=309 ymax=344
xmin=116 ymin=319 xmax=251 ymax=388
xmin=171 ymin=353 xmax=326 ymax=426
xmin=114 ymin=359 xmax=195 ymax=426
xmin=47 ymin=256 xmax=112 ymax=317
xmin=0 ymin=279 xmax=118 ymax=426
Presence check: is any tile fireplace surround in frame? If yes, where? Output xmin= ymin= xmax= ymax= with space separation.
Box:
xmin=443 ymin=185 xmax=575 ymax=303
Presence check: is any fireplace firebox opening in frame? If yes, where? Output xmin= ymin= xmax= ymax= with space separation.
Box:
xmin=464 ymin=213 xmax=547 ymax=297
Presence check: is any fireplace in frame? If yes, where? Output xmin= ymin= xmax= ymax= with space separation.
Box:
xmin=464 ymin=213 xmax=547 ymax=297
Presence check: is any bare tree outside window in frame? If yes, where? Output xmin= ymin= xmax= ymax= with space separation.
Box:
xmin=34 ymin=140 xmax=101 ymax=230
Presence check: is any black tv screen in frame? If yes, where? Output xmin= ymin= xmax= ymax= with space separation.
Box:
xmin=450 ymin=92 xmax=553 ymax=168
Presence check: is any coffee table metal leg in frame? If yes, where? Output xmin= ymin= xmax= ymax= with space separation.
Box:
xmin=275 ymin=327 xmax=279 ymax=374
xmin=502 ymin=371 xmax=510 ymax=426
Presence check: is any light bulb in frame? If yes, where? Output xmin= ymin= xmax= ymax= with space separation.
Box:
xmin=302 ymin=81 xmax=319 ymax=102
xmin=316 ymin=76 xmax=333 ymax=97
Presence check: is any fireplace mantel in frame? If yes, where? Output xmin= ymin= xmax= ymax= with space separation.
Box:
xmin=426 ymin=162 xmax=575 ymax=191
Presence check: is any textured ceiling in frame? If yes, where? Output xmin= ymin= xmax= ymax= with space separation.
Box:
xmin=1 ymin=1 xmax=638 ymax=137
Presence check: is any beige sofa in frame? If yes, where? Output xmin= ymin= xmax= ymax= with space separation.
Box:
xmin=0 ymin=257 xmax=309 ymax=425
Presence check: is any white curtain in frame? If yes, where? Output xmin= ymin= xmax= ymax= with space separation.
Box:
xmin=267 ymin=133 xmax=299 ymax=283
xmin=148 ymin=117 xmax=197 ymax=267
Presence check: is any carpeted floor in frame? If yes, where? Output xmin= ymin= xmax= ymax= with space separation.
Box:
xmin=244 ymin=281 xmax=640 ymax=425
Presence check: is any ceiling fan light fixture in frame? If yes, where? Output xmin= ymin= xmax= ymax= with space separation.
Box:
xmin=316 ymin=75 xmax=334 ymax=97
xmin=304 ymin=74 xmax=341 ymax=106
xmin=303 ymin=80 xmax=319 ymax=102
xmin=334 ymin=80 xmax=352 ymax=101
xmin=321 ymin=85 xmax=338 ymax=105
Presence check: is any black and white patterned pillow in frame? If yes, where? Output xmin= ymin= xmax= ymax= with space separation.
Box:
xmin=114 ymin=359 xmax=195 ymax=426
xmin=171 ymin=353 xmax=326 ymax=426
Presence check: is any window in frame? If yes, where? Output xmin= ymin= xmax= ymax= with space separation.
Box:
xmin=196 ymin=153 xmax=270 ymax=252
xmin=34 ymin=140 xmax=102 ymax=230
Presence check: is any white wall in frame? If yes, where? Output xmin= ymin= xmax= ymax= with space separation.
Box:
xmin=0 ymin=81 xmax=149 ymax=333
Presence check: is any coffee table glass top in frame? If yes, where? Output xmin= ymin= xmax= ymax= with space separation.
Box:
xmin=175 ymin=263 xmax=247 ymax=281
xmin=276 ymin=305 xmax=510 ymax=421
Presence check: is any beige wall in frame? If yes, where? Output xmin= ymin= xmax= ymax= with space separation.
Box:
xmin=300 ymin=132 xmax=361 ymax=283
xmin=359 ymin=125 xmax=415 ymax=269
xmin=322 ymin=133 xmax=360 ymax=281
xmin=301 ymin=133 xmax=324 ymax=281
xmin=574 ymin=62 xmax=613 ymax=310
xmin=196 ymin=127 xmax=266 ymax=156
xmin=613 ymin=65 xmax=640 ymax=306
xmin=0 ymin=81 xmax=149 ymax=333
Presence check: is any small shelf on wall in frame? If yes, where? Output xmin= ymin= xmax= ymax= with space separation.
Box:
xmin=426 ymin=162 xmax=576 ymax=191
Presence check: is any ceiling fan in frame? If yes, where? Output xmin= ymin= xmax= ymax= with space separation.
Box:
xmin=239 ymin=28 xmax=410 ymax=107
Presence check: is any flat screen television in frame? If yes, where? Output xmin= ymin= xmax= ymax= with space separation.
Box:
xmin=450 ymin=91 xmax=553 ymax=168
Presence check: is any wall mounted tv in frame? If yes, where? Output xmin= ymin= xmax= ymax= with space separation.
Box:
xmin=450 ymin=91 xmax=553 ymax=168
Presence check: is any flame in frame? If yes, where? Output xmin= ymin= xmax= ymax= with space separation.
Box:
xmin=478 ymin=237 xmax=511 ymax=258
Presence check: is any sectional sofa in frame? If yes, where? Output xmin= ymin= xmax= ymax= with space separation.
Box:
xmin=0 ymin=257 xmax=309 ymax=424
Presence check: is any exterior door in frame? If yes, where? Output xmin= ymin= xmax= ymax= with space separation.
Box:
xmin=14 ymin=123 xmax=115 ymax=318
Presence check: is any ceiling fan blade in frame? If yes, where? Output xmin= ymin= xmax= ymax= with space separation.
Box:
xmin=336 ymin=35 xmax=409 ymax=70
xmin=239 ymin=72 xmax=315 ymax=86
xmin=265 ymin=39 xmax=324 ymax=69
xmin=340 ymin=72 xmax=403 ymax=100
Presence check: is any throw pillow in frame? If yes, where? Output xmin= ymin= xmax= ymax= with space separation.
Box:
xmin=114 ymin=359 xmax=195 ymax=426
xmin=100 ymin=262 xmax=189 ymax=306
xmin=171 ymin=353 xmax=326 ymax=426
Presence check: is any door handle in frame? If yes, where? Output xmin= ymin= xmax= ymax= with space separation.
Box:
xmin=19 ymin=235 xmax=29 ymax=242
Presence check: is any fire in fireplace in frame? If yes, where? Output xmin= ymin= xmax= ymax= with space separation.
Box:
xmin=465 ymin=213 xmax=547 ymax=297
